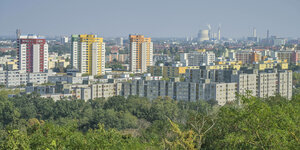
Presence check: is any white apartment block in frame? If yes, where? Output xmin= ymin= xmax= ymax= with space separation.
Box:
xmin=71 ymin=40 xmax=78 ymax=69
xmin=180 ymin=51 xmax=215 ymax=66
xmin=277 ymin=70 xmax=293 ymax=99
xmin=231 ymin=70 xmax=292 ymax=99
xmin=0 ymin=70 xmax=53 ymax=87
xmin=199 ymin=82 xmax=237 ymax=106
xmin=257 ymin=72 xmax=277 ymax=98
xmin=231 ymin=73 xmax=257 ymax=96
xmin=19 ymin=44 xmax=27 ymax=71
xmin=91 ymin=83 xmax=122 ymax=99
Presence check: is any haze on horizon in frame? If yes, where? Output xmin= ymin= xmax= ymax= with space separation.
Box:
xmin=0 ymin=0 xmax=299 ymax=38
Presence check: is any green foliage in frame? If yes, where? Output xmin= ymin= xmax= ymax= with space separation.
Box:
xmin=149 ymin=97 xmax=179 ymax=122
xmin=126 ymin=96 xmax=151 ymax=119
xmin=48 ymin=43 xmax=70 ymax=55
xmin=204 ymin=94 xmax=300 ymax=149
xmin=289 ymin=64 xmax=300 ymax=71
xmin=293 ymin=72 xmax=300 ymax=88
xmin=0 ymin=130 xmax=29 ymax=150
xmin=0 ymin=92 xmax=299 ymax=149
xmin=0 ymin=89 xmax=21 ymax=96
xmin=0 ymin=98 xmax=20 ymax=128
xmin=293 ymin=87 xmax=300 ymax=96
xmin=161 ymin=77 xmax=170 ymax=81
xmin=94 ymin=75 xmax=104 ymax=79
xmin=0 ymin=123 xmax=155 ymax=149
xmin=165 ymin=119 xmax=196 ymax=150
xmin=142 ymin=120 xmax=171 ymax=143
xmin=93 ymin=109 xmax=138 ymax=130
xmin=81 ymin=73 xmax=90 ymax=77
xmin=106 ymin=61 xmax=125 ymax=70
xmin=104 ymin=96 xmax=127 ymax=111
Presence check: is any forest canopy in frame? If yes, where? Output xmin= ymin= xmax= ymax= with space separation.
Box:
xmin=0 ymin=92 xmax=299 ymax=149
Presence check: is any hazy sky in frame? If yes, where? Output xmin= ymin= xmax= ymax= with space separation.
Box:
xmin=1 ymin=0 xmax=299 ymax=38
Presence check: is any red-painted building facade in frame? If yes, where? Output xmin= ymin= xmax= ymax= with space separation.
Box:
xmin=18 ymin=35 xmax=48 ymax=73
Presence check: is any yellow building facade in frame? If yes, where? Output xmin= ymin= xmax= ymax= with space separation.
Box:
xmin=6 ymin=59 xmax=18 ymax=70
xmin=71 ymin=34 xmax=105 ymax=75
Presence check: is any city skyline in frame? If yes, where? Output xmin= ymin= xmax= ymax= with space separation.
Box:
xmin=1 ymin=0 xmax=300 ymax=38
xmin=0 ymin=0 xmax=299 ymax=148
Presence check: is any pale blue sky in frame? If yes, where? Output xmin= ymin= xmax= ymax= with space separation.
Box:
xmin=0 ymin=0 xmax=299 ymax=38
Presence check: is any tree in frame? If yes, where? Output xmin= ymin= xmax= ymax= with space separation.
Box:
xmin=104 ymin=96 xmax=127 ymax=112
xmin=126 ymin=96 xmax=151 ymax=119
xmin=186 ymin=112 xmax=215 ymax=149
xmin=0 ymin=130 xmax=29 ymax=150
xmin=1 ymin=92 xmax=298 ymax=149
xmin=204 ymin=95 xmax=300 ymax=149
xmin=164 ymin=119 xmax=196 ymax=150
xmin=0 ymin=98 xmax=20 ymax=128
xmin=48 ymin=43 xmax=70 ymax=55
xmin=293 ymin=72 xmax=300 ymax=88
xmin=149 ymin=97 xmax=179 ymax=122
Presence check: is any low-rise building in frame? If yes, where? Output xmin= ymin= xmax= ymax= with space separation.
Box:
xmin=272 ymin=50 xmax=299 ymax=64
xmin=229 ymin=51 xmax=262 ymax=64
xmin=48 ymin=53 xmax=70 ymax=69
xmin=147 ymin=65 xmax=200 ymax=78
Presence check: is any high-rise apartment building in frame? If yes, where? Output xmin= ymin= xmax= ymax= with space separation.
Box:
xmin=71 ymin=34 xmax=106 ymax=75
xmin=129 ymin=35 xmax=153 ymax=73
xmin=18 ymin=34 xmax=48 ymax=73
xmin=71 ymin=35 xmax=79 ymax=69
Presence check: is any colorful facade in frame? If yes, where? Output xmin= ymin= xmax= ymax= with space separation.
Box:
xmin=129 ymin=35 xmax=153 ymax=73
xmin=243 ymin=60 xmax=288 ymax=70
xmin=18 ymin=34 xmax=48 ymax=73
xmin=71 ymin=34 xmax=105 ymax=75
